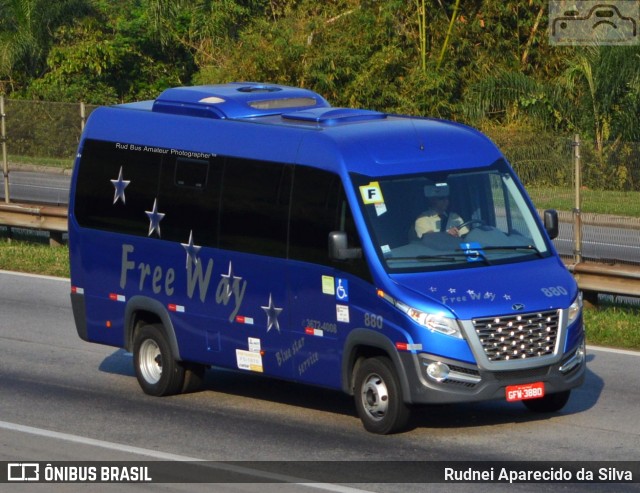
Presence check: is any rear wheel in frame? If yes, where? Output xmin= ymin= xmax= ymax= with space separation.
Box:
xmin=133 ymin=324 xmax=186 ymax=396
xmin=354 ymin=357 xmax=411 ymax=434
xmin=523 ymin=390 xmax=571 ymax=413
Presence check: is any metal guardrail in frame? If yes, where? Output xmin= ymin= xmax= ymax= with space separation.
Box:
xmin=0 ymin=202 xmax=67 ymax=245
xmin=567 ymin=262 xmax=640 ymax=298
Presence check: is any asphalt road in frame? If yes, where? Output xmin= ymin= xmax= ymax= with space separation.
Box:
xmin=0 ymin=170 xmax=70 ymax=206
xmin=1 ymin=271 xmax=639 ymax=492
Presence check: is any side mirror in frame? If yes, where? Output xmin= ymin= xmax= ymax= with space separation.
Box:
xmin=329 ymin=231 xmax=362 ymax=260
xmin=544 ymin=209 xmax=559 ymax=240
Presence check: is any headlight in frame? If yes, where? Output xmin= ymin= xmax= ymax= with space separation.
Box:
xmin=396 ymin=301 xmax=463 ymax=339
xmin=567 ymin=292 xmax=583 ymax=325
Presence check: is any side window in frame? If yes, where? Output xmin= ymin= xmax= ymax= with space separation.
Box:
xmin=158 ymin=156 xmax=223 ymax=246
xmin=290 ymin=166 xmax=370 ymax=280
xmin=75 ymin=139 xmax=160 ymax=236
xmin=219 ymin=158 xmax=292 ymax=258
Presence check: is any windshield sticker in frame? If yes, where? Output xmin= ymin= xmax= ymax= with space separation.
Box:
xmin=460 ymin=242 xmax=485 ymax=263
xmin=374 ymin=202 xmax=387 ymax=216
xmin=359 ymin=181 xmax=384 ymax=204
xmin=322 ymin=275 xmax=335 ymax=295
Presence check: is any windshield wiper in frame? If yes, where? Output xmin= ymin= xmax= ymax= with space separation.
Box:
xmin=387 ymin=252 xmax=491 ymax=265
xmin=475 ymin=245 xmax=545 ymax=258
xmin=386 ymin=254 xmax=463 ymax=263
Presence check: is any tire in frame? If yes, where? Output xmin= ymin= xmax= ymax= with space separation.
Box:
xmin=133 ymin=324 xmax=185 ymax=396
xmin=354 ymin=356 xmax=411 ymax=434
xmin=523 ymin=390 xmax=571 ymax=413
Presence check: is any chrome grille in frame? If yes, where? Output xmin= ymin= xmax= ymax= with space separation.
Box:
xmin=473 ymin=310 xmax=560 ymax=362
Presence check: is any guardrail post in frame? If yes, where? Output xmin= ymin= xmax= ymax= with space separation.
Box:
xmin=80 ymin=101 xmax=86 ymax=132
xmin=572 ymin=134 xmax=582 ymax=264
xmin=1 ymin=95 xmax=9 ymax=204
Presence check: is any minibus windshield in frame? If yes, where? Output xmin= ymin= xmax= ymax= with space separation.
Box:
xmin=352 ymin=160 xmax=551 ymax=272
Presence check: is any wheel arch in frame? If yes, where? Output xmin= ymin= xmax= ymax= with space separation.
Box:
xmin=124 ymin=296 xmax=181 ymax=361
xmin=342 ymin=328 xmax=413 ymax=403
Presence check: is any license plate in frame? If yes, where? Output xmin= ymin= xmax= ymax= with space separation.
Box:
xmin=506 ymin=382 xmax=545 ymax=402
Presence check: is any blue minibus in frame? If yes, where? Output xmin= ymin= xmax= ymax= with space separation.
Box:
xmin=69 ymin=83 xmax=585 ymax=434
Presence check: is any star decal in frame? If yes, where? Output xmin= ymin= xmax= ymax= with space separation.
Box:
xmin=110 ymin=166 xmax=130 ymax=204
xmin=221 ymin=261 xmax=242 ymax=297
xmin=145 ymin=198 xmax=165 ymax=237
xmin=261 ymin=293 xmax=283 ymax=333
xmin=181 ymin=230 xmax=201 ymax=268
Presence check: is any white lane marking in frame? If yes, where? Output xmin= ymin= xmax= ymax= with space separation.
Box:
xmin=0 ymin=269 xmax=69 ymax=282
xmin=587 ymin=345 xmax=640 ymax=357
xmin=0 ymin=420 xmax=374 ymax=493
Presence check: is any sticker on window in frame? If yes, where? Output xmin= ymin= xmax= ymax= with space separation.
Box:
xmin=359 ymin=182 xmax=384 ymax=204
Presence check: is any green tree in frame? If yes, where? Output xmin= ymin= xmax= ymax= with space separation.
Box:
xmin=0 ymin=0 xmax=92 ymax=92
xmin=26 ymin=1 xmax=198 ymax=103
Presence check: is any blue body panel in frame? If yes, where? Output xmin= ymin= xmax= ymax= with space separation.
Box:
xmin=69 ymin=83 xmax=585 ymax=405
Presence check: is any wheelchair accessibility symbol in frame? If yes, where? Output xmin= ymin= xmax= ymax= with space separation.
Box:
xmin=336 ymin=278 xmax=349 ymax=302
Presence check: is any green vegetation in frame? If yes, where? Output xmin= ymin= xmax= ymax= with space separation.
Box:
xmin=585 ymin=301 xmax=640 ymax=351
xmin=0 ymin=238 xmax=638 ymax=351
xmin=0 ymin=239 xmax=70 ymax=278
xmin=528 ymin=188 xmax=640 ymax=217
xmin=9 ymin=155 xmax=73 ymax=171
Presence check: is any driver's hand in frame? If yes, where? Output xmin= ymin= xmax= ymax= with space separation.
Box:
xmin=447 ymin=227 xmax=460 ymax=237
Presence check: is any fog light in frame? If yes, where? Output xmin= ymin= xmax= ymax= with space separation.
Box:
xmin=576 ymin=340 xmax=586 ymax=364
xmin=426 ymin=362 xmax=450 ymax=382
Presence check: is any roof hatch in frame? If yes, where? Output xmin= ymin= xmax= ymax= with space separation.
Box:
xmin=282 ymin=107 xmax=387 ymax=126
xmin=152 ymin=83 xmax=330 ymax=119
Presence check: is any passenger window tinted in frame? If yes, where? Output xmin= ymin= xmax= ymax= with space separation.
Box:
xmin=175 ymin=158 xmax=209 ymax=189
xmin=75 ymin=139 xmax=222 ymax=246
xmin=75 ymin=139 xmax=160 ymax=236
xmin=290 ymin=166 xmax=370 ymax=280
xmin=219 ymin=158 xmax=292 ymax=258
xmin=159 ymin=156 xmax=222 ymax=245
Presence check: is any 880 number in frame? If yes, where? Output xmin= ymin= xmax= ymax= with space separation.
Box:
xmin=541 ymin=286 xmax=568 ymax=297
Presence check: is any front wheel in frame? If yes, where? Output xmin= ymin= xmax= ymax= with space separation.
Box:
xmin=133 ymin=324 xmax=186 ymax=396
xmin=354 ymin=357 xmax=411 ymax=434
xmin=523 ymin=390 xmax=571 ymax=413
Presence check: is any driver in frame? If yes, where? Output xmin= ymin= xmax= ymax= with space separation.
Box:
xmin=414 ymin=182 xmax=469 ymax=238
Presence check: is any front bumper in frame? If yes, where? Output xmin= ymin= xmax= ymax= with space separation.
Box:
xmin=399 ymin=338 xmax=586 ymax=405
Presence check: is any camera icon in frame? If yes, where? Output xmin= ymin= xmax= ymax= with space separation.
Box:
xmin=550 ymin=1 xmax=638 ymax=45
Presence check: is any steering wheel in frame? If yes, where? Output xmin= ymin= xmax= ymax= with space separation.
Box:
xmin=457 ymin=219 xmax=485 ymax=231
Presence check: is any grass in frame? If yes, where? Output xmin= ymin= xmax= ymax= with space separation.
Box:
xmin=528 ymin=186 xmax=640 ymax=217
xmin=9 ymin=154 xmax=74 ymax=171
xmin=0 ymin=238 xmax=638 ymax=351
xmin=0 ymin=239 xmax=70 ymax=278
